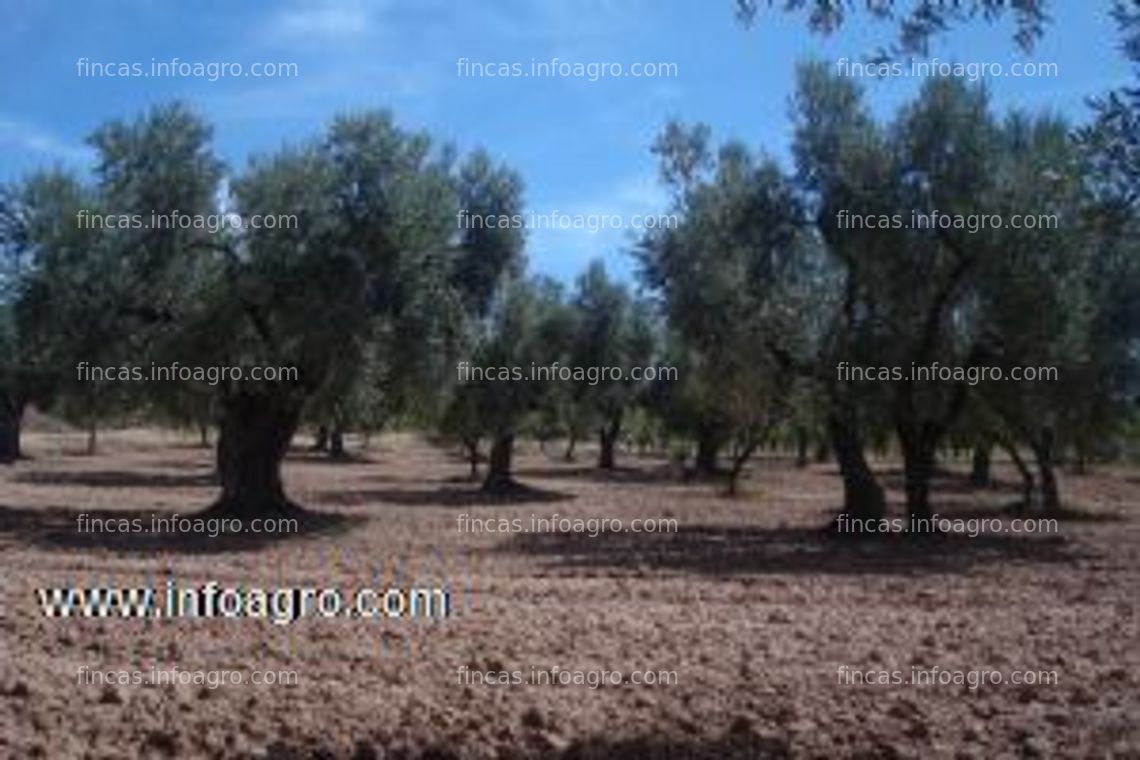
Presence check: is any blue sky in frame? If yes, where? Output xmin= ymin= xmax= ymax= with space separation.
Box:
xmin=0 ymin=0 xmax=1132 ymax=283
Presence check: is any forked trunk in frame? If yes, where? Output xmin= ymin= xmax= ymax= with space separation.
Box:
xmin=210 ymin=390 xmax=304 ymax=518
xmin=483 ymin=433 xmax=516 ymax=492
xmin=725 ymin=439 xmax=760 ymax=497
xmin=1000 ymin=439 xmax=1035 ymax=512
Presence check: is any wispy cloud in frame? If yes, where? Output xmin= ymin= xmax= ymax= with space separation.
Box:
xmin=264 ymin=0 xmax=388 ymax=45
xmin=0 ymin=118 xmax=91 ymax=164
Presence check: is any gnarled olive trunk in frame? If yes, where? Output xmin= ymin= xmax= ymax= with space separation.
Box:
xmin=483 ymin=432 xmax=516 ymax=492
xmin=0 ymin=392 xmax=24 ymax=464
xmin=210 ymin=390 xmax=304 ymax=518
xmin=828 ymin=413 xmax=885 ymax=521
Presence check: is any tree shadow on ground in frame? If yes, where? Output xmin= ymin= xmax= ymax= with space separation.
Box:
xmin=910 ymin=497 xmax=1128 ymax=523
xmin=497 ymin=522 xmax=1089 ymax=577
xmin=13 ymin=469 xmax=218 ymax=488
xmin=877 ymin=468 xmax=1023 ymax=496
xmin=0 ymin=503 xmax=357 ymax=555
xmin=285 ymin=450 xmax=379 ymax=466
xmin=513 ymin=464 xmax=681 ymax=486
xmin=314 ymin=483 xmax=576 ymax=509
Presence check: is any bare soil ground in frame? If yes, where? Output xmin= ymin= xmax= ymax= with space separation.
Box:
xmin=1 ymin=430 xmax=1137 ymax=759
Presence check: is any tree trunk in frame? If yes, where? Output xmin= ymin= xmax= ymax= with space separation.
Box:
xmin=462 ymin=437 xmax=481 ymax=481
xmin=795 ymin=426 xmax=809 ymax=468
xmin=197 ymin=422 xmax=211 ymax=449
xmin=813 ymin=438 xmax=831 ymax=463
xmin=828 ymin=413 xmax=885 ymax=522
xmin=694 ymin=427 xmax=722 ymax=477
xmin=725 ymin=439 xmax=760 ymax=497
xmin=0 ymin=393 xmax=24 ymax=464
xmin=598 ymin=415 xmax=621 ymax=470
xmin=1000 ymin=439 xmax=1035 ymax=513
xmin=209 ymin=390 xmax=304 ymax=518
xmin=898 ymin=427 xmax=938 ymax=522
xmin=1030 ymin=429 xmax=1061 ymax=514
xmin=329 ymin=425 xmax=346 ymax=458
xmin=970 ymin=442 xmax=992 ymax=487
xmin=312 ymin=424 xmax=329 ymax=452
xmin=563 ymin=433 xmax=577 ymax=462
xmin=86 ymin=419 xmax=98 ymax=456
xmin=483 ymin=433 xmax=516 ymax=492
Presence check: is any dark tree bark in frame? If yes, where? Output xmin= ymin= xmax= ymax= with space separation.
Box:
xmin=329 ymin=425 xmax=346 ymax=458
xmin=311 ymin=424 xmax=329 ymax=452
xmin=597 ymin=415 xmax=622 ymax=470
xmin=970 ymin=442 xmax=992 ymax=487
xmin=209 ymin=390 xmax=304 ymax=518
xmin=694 ymin=426 xmax=724 ymax=477
xmin=1030 ymin=428 xmax=1061 ymax=514
xmin=197 ymin=422 xmax=211 ymax=449
xmin=999 ymin=438 xmax=1035 ymax=512
xmin=725 ymin=439 xmax=760 ymax=497
xmin=0 ymin=392 xmax=24 ymax=464
xmin=898 ymin=425 xmax=939 ymax=522
xmin=483 ymin=432 xmax=516 ymax=492
xmin=828 ymin=413 xmax=885 ymax=521
xmin=463 ymin=437 xmax=481 ymax=481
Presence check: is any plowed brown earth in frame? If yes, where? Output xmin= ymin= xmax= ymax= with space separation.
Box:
xmin=1 ymin=430 xmax=1137 ymax=758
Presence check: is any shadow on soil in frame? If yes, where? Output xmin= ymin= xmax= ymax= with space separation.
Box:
xmin=497 ymin=522 xmax=1091 ymax=576
xmin=875 ymin=468 xmax=1024 ymax=496
xmin=314 ymin=482 xmax=576 ymax=508
xmin=512 ymin=463 xmax=682 ymax=486
xmin=13 ymin=469 xmax=218 ymax=489
xmin=0 ymin=503 xmax=357 ymax=555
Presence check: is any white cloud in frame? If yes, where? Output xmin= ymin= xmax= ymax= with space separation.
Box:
xmin=265 ymin=0 xmax=385 ymax=44
xmin=0 ymin=118 xmax=91 ymax=164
